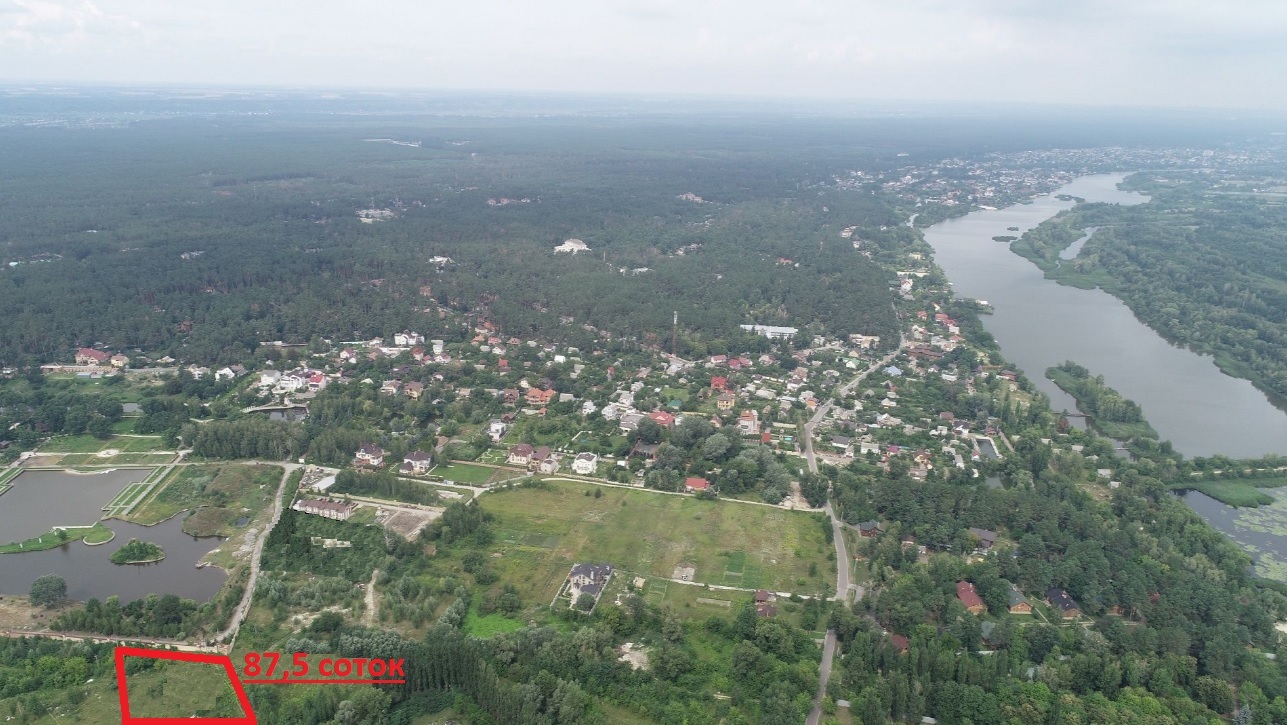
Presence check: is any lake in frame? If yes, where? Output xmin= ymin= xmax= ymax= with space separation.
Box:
xmin=923 ymin=173 xmax=1287 ymax=459
xmin=0 ymin=469 xmax=227 ymax=602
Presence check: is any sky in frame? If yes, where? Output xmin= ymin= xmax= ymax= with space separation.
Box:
xmin=2 ymin=0 xmax=1287 ymax=110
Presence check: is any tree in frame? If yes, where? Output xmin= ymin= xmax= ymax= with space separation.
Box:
xmin=29 ymin=574 xmax=67 ymax=608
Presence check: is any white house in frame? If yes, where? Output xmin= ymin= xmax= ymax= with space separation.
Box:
xmin=394 ymin=331 xmax=424 ymax=347
xmin=572 ymin=452 xmax=599 ymax=475
xmin=489 ymin=419 xmax=508 ymax=442
xmin=259 ymin=369 xmax=282 ymax=387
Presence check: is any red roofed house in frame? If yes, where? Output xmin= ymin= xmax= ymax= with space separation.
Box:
xmin=710 ymin=376 xmax=728 ymax=392
xmin=889 ymin=634 xmax=910 ymax=654
xmin=685 ymin=477 xmax=711 ymax=492
xmin=648 ymin=411 xmax=676 ymax=428
xmin=956 ymin=581 xmax=986 ymax=615
xmin=75 ymin=348 xmax=110 ymax=365
xmin=526 ymin=388 xmax=557 ymax=406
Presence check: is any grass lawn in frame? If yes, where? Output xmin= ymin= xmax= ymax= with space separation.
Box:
xmin=464 ymin=605 xmax=525 ymax=637
xmin=477 ymin=449 xmax=508 ymax=465
xmin=0 ymin=522 xmax=114 ymax=553
xmin=436 ymin=461 xmax=504 ymax=485
xmin=129 ymin=464 xmax=281 ymax=536
xmin=110 ymin=418 xmax=138 ymax=434
xmin=480 ymin=480 xmax=833 ymax=606
xmin=57 ymin=452 xmax=177 ymax=467
xmin=40 ymin=434 xmax=166 ymax=454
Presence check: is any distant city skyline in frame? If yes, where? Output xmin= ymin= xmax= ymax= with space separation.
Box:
xmin=2 ymin=0 xmax=1286 ymax=111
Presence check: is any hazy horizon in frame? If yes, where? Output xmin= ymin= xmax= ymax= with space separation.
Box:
xmin=2 ymin=0 xmax=1287 ymax=111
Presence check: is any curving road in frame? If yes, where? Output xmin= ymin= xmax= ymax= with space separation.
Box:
xmin=214 ymin=462 xmax=298 ymax=649
xmin=805 ymin=337 xmax=903 ymax=725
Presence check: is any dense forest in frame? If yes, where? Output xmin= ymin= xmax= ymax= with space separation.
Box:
xmin=0 ymin=115 xmax=910 ymax=366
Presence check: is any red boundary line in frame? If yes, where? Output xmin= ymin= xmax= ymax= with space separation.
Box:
xmin=115 ymin=646 xmax=257 ymax=724
xmin=242 ymin=679 xmax=406 ymax=685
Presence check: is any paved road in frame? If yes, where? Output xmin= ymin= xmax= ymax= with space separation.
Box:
xmin=806 ymin=630 xmax=838 ymax=725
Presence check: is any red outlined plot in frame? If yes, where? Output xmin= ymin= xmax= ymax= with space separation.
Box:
xmin=114 ymin=646 xmax=257 ymax=724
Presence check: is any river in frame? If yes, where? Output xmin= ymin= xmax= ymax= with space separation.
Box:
xmin=923 ymin=174 xmax=1287 ymax=580
xmin=923 ymin=173 xmax=1287 ymax=459
xmin=0 ymin=469 xmax=227 ymax=602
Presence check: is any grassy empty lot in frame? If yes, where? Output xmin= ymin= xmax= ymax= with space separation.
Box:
xmin=40 ymin=434 xmax=166 ymax=454
xmin=479 ymin=480 xmax=833 ymax=605
xmin=57 ymin=452 xmax=177 ymax=467
xmin=435 ymin=461 xmax=504 ymax=484
xmin=129 ymin=464 xmax=281 ymax=536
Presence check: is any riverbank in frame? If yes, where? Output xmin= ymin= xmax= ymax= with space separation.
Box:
xmin=1045 ymin=362 xmax=1158 ymax=441
xmin=1170 ymin=479 xmax=1287 ymax=508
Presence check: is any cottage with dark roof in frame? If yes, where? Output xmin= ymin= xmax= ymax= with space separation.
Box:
xmin=1007 ymin=586 xmax=1031 ymax=614
xmin=1045 ymin=587 xmax=1080 ymax=619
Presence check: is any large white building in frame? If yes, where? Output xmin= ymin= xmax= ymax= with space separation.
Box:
xmin=740 ymin=324 xmax=798 ymax=340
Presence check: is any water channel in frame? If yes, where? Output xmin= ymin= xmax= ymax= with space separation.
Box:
xmin=0 ymin=469 xmax=227 ymax=602
xmin=922 ymin=173 xmax=1287 ymax=579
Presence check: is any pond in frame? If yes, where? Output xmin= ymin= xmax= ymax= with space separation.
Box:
xmin=0 ymin=469 xmax=227 ymax=602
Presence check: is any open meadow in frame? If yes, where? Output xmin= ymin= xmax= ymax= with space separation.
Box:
xmin=478 ymin=480 xmax=834 ymax=607
xmin=128 ymin=463 xmax=282 ymax=536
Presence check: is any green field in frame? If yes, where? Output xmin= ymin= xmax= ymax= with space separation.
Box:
xmin=435 ymin=461 xmax=504 ymax=484
xmin=40 ymin=434 xmax=166 ymax=454
xmin=1172 ymin=477 xmax=1287 ymax=508
xmin=129 ymin=463 xmax=281 ymax=536
xmin=479 ymin=480 xmax=833 ymax=605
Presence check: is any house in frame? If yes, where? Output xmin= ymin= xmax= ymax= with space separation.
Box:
xmin=1008 ymin=587 xmax=1032 ymax=614
xmin=215 ymin=366 xmax=238 ymax=381
xmin=573 ymin=453 xmax=599 ymax=475
xmin=381 ymin=379 xmax=402 ymax=395
xmin=631 ymin=442 xmax=660 ymax=461
xmin=566 ymin=563 xmax=613 ymax=609
xmin=581 ymin=400 xmax=598 ymax=417
xmin=539 ymin=453 xmax=561 ymax=474
xmin=736 ymin=409 xmax=760 ymax=436
xmin=1045 ymin=588 xmax=1080 ymax=619
xmin=684 ymin=477 xmax=711 ymax=492
xmin=956 ymin=581 xmax=986 ymax=615
xmin=858 ymin=521 xmax=884 ymax=538
xmin=500 ymin=388 xmax=520 ymax=406
xmin=293 ymin=498 xmax=357 ymax=521
xmin=404 ymin=381 xmax=424 ymax=399
xmin=75 ymin=348 xmax=110 ymax=365
xmin=648 ymin=411 xmax=675 ymax=428
xmin=888 ymin=634 xmax=910 ymax=655
xmin=618 ymin=412 xmax=644 ymax=433
xmin=401 ymin=450 xmax=433 ymax=475
xmin=716 ymin=392 xmax=736 ymax=411
xmin=526 ymin=387 xmax=557 ymax=406
xmin=394 ymin=331 xmax=424 ymax=347
xmin=710 ymin=376 xmax=728 ymax=391
xmin=259 ymin=369 xmax=282 ymax=387
xmin=508 ymin=444 xmax=535 ymax=466
xmin=969 ymin=527 xmax=998 ymax=551
xmin=355 ymin=443 xmax=385 ymax=468
xmin=109 ymin=355 xmax=130 ymax=369
xmin=488 ymin=419 xmax=508 ymax=442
